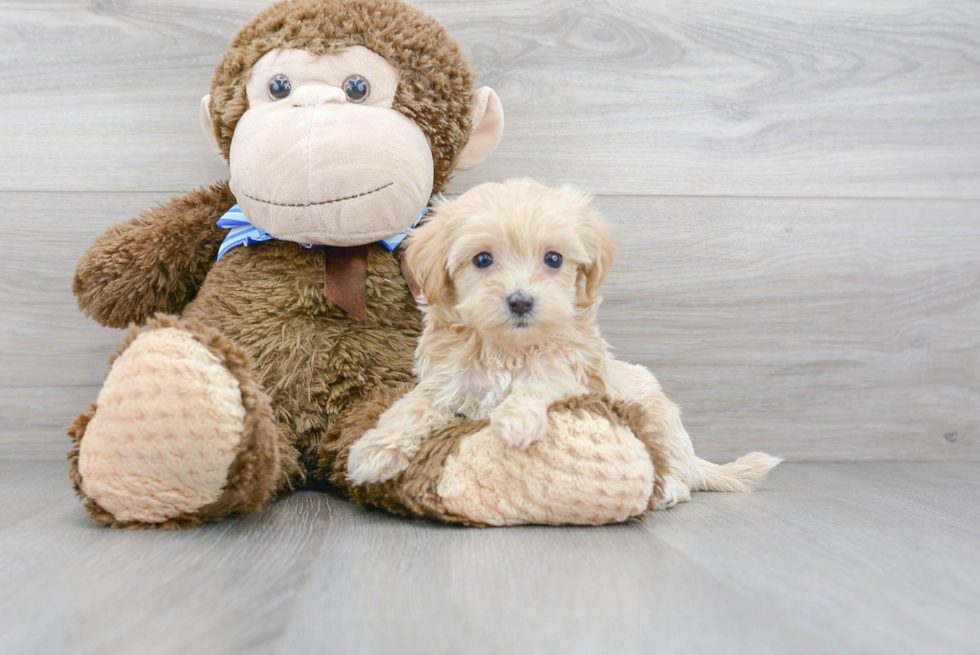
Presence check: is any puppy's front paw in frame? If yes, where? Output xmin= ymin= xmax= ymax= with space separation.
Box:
xmin=347 ymin=428 xmax=415 ymax=485
xmin=490 ymin=405 xmax=549 ymax=449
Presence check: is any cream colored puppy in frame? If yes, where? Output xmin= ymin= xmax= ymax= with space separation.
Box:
xmin=347 ymin=178 xmax=779 ymax=504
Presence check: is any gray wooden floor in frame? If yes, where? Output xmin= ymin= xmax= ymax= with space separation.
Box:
xmin=2 ymin=1 xmax=979 ymax=654
xmin=1 ymin=460 xmax=978 ymax=655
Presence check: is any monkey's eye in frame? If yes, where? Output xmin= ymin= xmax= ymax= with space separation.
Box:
xmin=544 ymin=251 xmax=563 ymax=269
xmin=343 ymin=75 xmax=370 ymax=103
xmin=269 ymin=74 xmax=292 ymax=100
xmin=473 ymin=252 xmax=493 ymax=269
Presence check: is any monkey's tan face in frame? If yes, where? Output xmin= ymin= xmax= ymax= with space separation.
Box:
xmin=228 ymin=47 xmax=434 ymax=246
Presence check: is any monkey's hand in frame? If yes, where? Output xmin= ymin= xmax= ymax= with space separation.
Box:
xmin=73 ymin=182 xmax=234 ymax=328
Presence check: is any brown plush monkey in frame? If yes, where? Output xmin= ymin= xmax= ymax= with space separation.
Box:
xmin=67 ymin=0 xmax=505 ymax=528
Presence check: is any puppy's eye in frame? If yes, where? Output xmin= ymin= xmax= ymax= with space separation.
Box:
xmin=473 ymin=252 xmax=493 ymax=269
xmin=269 ymin=74 xmax=292 ymax=100
xmin=343 ymin=75 xmax=370 ymax=103
xmin=544 ymin=251 xmax=563 ymax=269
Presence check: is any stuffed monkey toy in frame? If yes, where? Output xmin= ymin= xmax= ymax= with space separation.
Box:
xmin=68 ymin=0 xmax=665 ymax=528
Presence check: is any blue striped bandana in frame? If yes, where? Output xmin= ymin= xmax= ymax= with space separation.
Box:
xmin=216 ymin=204 xmax=427 ymax=261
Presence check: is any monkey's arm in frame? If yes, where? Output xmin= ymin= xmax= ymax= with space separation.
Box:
xmin=73 ymin=182 xmax=235 ymax=328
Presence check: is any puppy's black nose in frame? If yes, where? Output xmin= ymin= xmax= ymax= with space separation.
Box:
xmin=507 ymin=292 xmax=534 ymax=316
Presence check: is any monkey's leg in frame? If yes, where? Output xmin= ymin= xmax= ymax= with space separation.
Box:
xmin=67 ymin=315 xmax=300 ymax=528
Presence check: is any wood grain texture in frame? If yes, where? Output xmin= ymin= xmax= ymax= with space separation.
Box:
xmin=0 ymin=461 xmax=335 ymax=655
xmin=1 ymin=460 xmax=978 ymax=655
xmin=1 ymin=0 xmax=978 ymax=197
xmin=2 ymin=192 xmax=975 ymax=460
xmin=594 ymin=195 xmax=980 ymax=461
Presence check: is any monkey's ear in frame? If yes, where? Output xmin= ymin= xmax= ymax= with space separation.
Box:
xmin=199 ymin=94 xmax=222 ymax=157
xmin=455 ymin=87 xmax=504 ymax=171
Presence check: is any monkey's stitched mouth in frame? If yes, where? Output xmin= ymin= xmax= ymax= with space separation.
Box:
xmin=241 ymin=182 xmax=393 ymax=208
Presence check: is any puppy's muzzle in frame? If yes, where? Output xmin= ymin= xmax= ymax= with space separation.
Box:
xmin=507 ymin=291 xmax=534 ymax=317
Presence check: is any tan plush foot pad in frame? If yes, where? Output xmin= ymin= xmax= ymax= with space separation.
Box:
xmin=324 ymin=393 xmax=665 ymax=527
xmin=438 ymin=403 xmax=654 ymax=526
xmin=75 ymin=327 xmax=247 ymax=524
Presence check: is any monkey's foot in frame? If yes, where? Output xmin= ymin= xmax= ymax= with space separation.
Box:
xmin=68 ymin=316 xmax=287 ymax=528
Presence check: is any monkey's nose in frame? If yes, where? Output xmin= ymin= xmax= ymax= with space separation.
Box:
xmin=290 ymin=85 xmax=346 ymax=107
xmin=507 ymin=292 xmax=534 ymax=317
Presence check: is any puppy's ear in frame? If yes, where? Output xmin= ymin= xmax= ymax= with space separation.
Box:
xmin=581 ymin=206 xmax=616 ymax=299
xmin=405 ymin=211 xmax=452 ymax=305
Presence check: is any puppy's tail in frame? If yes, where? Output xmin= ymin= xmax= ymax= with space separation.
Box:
xmin=693 ymin=452 xmax=782 ymax=492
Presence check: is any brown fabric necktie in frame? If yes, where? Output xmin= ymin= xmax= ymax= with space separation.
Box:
xmin=323 ymin=245 xmax=368 ymax=323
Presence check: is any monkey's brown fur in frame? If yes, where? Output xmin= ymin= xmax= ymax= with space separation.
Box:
xmin=70 ymin=0 xmax=473 ymax=527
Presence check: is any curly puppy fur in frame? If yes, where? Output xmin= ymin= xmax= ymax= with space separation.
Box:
xmin=209 ymin=0 xmax=476 ymax=193
xmin=347 ymin=179 xmax=780 ymax=502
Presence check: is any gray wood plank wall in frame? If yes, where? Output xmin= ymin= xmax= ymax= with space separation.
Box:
xmin=1 ymin=0 xmax=977 ymax=460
